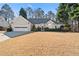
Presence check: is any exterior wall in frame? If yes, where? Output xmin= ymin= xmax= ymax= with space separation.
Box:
xmin=34 ymin=23 xmax=45 ymax=28
xmin=56 ymin=24 xmax=63 ymax=28
xmin=45 ymin=20 xmax=55 ymax=29
xmin=33 ymin=20 xmax=63 ymax=29
xmin=45 ymin=20 xmax=63 ymax=29
xmin=45 ymin=20 xmax=56 ymax=29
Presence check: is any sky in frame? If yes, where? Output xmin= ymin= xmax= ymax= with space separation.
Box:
xmin=0 ymin=3 xmax=59 ymax=16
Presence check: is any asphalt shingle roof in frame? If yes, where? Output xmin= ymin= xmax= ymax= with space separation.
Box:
xmin=28 ymin=18 xmax=50 ymax=24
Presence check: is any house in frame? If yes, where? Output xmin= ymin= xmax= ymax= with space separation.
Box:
xmin=10 ymin=16 xmax=63 ymax=31
xmin=0 ymin=16 xmax=9 ymax=29
xmin=28 ymin=18 xmax=63 ymax=30
xmin=10 ymin=16 xmax=32 ymax=31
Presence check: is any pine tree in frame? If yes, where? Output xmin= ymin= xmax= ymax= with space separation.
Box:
xmin=57 ymin=3 xmax=69 ymax=24
xmin=19 ymin=8 xmax=27 ymax=19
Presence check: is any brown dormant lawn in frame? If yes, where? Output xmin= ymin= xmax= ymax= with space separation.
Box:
xmin=0 ymin=32 xmax=79 ymax=56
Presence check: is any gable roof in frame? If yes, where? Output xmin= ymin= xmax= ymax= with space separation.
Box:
xmin=11 ymin=16 xmax=31 ymax=24
xmin=12 ymin=16 xmax=27 ymax=22
xmin=51 ymin=20 xmax=63 ymax=24
xmin=51 ymin=20 xmax=60 ymax=24
xmin=28 ymin=18 xmax=62 ymax=24
xmin=11 ymin=16 xmax=63 ymax=25
xmin=27 ymin=18 xmax=50 ymax=24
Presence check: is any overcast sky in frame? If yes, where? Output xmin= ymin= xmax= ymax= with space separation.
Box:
xmin=0 ymin=3 xmax=59 ymax=16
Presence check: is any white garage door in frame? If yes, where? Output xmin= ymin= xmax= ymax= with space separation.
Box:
xmin=13 ymin=27 xmax=28 ymax=31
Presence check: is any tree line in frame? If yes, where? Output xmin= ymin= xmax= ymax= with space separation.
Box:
xmin=2 ymin=3 xmax=79 ymax=32
xmin=19 ymin=7 xmax=55 ymax=20
xmin=57 ymin=3 xmax=79 ymax=32
xmin=0 ymin=4 xmax=55 ymax=21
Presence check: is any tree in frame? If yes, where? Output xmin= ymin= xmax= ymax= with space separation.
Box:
xmin=57 ymin=3 xmax=71 ymax=30
xmin=19 ymin=8 xmax=27 ymax=19
xmin=57 ymin=3 xmax=79 ymax=32
xmin=26 ymin=7 xmax=33 ymax=19
xmin=0 ymin=4 xmax=14 ymax=21
xmin=44 ymin=14 xmax=48 ymax=19
xmin=47 ymin=11 xmax=55 ymax=19
xmin=33 ymin=8 xmax=44 ymax=18
xmin=57 ymin=3 xmax=69 ymax=24
xmin=69 ymin=4 xmax=79 ymax=31
xmin=65 ymin=3 xmax=79 ymax=32
xmin=66 ymin=4 xmax=77 ymax=31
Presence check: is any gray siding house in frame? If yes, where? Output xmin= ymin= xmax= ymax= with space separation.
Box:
xmin=10 ymin=16 xmax=63 ymax=31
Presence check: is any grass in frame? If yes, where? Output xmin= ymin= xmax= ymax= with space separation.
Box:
xmin=0 ymin=32 xmax=79 ymax=55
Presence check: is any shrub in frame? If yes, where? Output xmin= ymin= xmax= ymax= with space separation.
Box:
xmin=64 ymin=24 xmax=71 ymax=32
xmin=7 ymin=27 xmax=12 ymax=32
xmin=44 ymin=27 xmax=49 ymax=31
xmin=60 ymin=25 xmax=64 ymax=31
xmin=36 ymin=27 xmax=41 ymax=31
xmin=31 ymin=25 xmax=37 ymax=31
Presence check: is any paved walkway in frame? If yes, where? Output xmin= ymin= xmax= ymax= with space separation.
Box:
xmin=0 ymin=34 xmax=10 ymax=42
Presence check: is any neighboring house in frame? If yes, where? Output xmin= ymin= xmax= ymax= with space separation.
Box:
xmin=10 ymin=16 xmax=63 ymax=31
xmin=10 ymin=16 xmax=32 ymax=31
xmin=0 ymin=16 xmax=9 ymax=28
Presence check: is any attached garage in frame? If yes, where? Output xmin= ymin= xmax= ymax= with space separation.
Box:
xmin=13 ymin=27 xmax=28 ymax=31
xmin=11 ymin=16 xmax=32 ymax=31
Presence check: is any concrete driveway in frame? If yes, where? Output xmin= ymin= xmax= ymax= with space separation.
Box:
xmin=0 ymin=31 xmax=31 ymax=42
xmin=4 ymin=31 xmax=31 ymax=38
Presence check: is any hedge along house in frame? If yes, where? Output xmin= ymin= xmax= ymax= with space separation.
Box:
xmin=10 ymin=16 xmax=63 ymax=31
